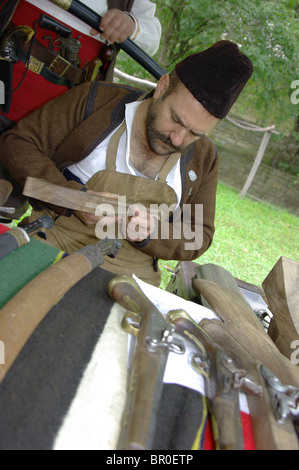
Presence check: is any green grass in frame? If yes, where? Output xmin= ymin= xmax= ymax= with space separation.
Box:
xmin=159 ymin=181 xmax=299 ymax=289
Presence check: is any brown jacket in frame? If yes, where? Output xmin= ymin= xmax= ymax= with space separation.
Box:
xmin=0 ymin=80 xmax=220 ymax=261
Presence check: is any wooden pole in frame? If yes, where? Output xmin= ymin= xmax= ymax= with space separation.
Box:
xmin=239 ymin=131 xmax=272 ymax=198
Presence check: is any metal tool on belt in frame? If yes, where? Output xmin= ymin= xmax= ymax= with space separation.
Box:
xmin=0 ymin=215 xmax=55 ymax=260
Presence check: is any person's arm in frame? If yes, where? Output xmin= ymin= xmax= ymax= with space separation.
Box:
xmin=91 ymin=0 xmax=162 ymax=56
xmin=136 ymin=143 xmax=220 ymax=261
xmin=128 ymin=0 xmax=162 ymax=56
xmin=0 ymin=83 xmax=94 ymax=214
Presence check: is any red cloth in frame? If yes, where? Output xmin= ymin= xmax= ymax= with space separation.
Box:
xmin=203 ymin=411 xmax=256 ymax=450
xmin=0 ymin=223 xmax=10 ymax=234
xmin=2 ymin=0 xmax=104 ymax=122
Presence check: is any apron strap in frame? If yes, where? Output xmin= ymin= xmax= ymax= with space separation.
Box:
xmin=105 ymin=121 xmax=126 ymax=171
xmin=157 ymin=152 xmax=181 ymax=182
xmin=105 ymin=92 xmax=148 ymax=171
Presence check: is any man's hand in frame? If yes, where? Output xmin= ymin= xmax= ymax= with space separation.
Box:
xmin=74 ymin=190 xmax=119 ymax=227
xmin=121 ymin=204 xmax=157 ymax=243
xmin=74 ymin=191 xmax=155 ymax=243
xmin=90 ymin=9 xmax=135 ymax=44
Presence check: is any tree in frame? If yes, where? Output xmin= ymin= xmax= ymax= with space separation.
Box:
xmin=154 ymin=0 xmax=299 ymax=130
xmin=116 ymin=0 xmax=298 ymax=172
xmin=156 ymin=0 xmax=220 ymax=67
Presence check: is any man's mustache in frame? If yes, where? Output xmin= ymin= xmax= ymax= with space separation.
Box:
xmin=155 ymin=133 xmax=184 ymax=153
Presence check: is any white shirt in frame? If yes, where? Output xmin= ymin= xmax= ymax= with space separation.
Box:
xmin=67 ymin=101 xmax=182 ymax=207
xmin=26 ymin=0 xmax=162 ymax=56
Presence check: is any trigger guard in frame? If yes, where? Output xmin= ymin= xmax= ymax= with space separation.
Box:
xmin=121 ymin=310 xmax=141 ymax=336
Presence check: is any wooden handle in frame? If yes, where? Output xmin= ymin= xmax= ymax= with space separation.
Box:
xmin=201 ymin=318 xmax=299 ymax=450
xmin=23 ymin=176 xmax=124 ymax=214
xmin=168 ymin=310 xmax=244 ymax=450
xmin=108 ymin=275 xmax=162 ymax=317
xmin=23 ymin=177 xmax=162 ymax=218
xmin=192 ymin=278 xmax=299 ymax=389
xmin=118 ymin=338 xmax=168 ymax=450
xmin=262 ymin=256 xmax=299 ymax=361
xmin=108 ymin=276 xmax=169 ymax=450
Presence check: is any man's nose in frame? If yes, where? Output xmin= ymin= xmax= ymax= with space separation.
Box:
xmin=170 ymin=127 xmax=187 ymax=147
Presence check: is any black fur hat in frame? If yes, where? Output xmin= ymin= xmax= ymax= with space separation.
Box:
xmin=175 ymin=40 xmax=253 ymax=118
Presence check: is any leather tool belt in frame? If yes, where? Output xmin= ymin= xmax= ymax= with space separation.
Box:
xmin=16 ymin=35 xmax=86 ymax=87
xmin=0 ymin=22 xmax=86 ymax=89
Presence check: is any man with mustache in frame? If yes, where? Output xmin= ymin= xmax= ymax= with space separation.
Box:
xmin=0 ymin=41 xmax=253 ymax=286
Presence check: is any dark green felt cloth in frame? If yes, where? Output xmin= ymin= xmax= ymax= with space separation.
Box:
xmin=0 ymin=232 xmax=64 ymax=308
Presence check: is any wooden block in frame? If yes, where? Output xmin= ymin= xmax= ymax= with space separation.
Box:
xmin=262 ymin=256 xmax=299 ymax=362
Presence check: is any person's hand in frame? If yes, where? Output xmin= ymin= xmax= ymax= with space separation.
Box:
xmin=90 ymin=9 xmax=135 ymax=44
xmin=74 ymin=190 xmax=119 ymax=227
xmin=74 ymin=192 xmax=156 ymax=243
xmin=121 ymin=204 xmax=156 ymax=243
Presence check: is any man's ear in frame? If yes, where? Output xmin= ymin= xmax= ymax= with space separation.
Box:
xmin=153 ymin=74 xmax=170 ymax=99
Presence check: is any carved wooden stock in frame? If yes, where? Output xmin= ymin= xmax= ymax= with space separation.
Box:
xmin=23 ymin=176 xmax=128 ymax=215
xmin=108 ymin=275 xmax=178 ymax=450
xmin=200 ymin=318 xmax=299 ymax=450
xmin=23 ymin=177 xmax=163 ymax=219
xmin=262 ymin=256 xmax=299 ymax=362
xmin=192 ymin=278 xmax=299 ymax=391
xmin=167 ymin=309 xmax=244 ymax=450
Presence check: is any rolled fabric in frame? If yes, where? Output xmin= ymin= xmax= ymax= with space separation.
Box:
xmin=0 ymin=227 xmax=30 ymax=260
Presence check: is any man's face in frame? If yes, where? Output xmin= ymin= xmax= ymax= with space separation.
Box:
xmin=146 ymin=75 xmax=219 ymax=156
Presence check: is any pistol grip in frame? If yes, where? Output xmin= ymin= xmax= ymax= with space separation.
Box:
xmin=108 ymin=275 xmax=158 ymax=316
xmin=39 ymin=14 xmax=72 ymax=38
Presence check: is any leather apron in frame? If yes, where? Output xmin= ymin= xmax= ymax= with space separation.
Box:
xmin=33 ymin=121 xmax=180 ymax=286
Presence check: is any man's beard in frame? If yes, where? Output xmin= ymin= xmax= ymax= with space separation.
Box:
xmin=146 ymin=100 xmax=185 ymax=156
